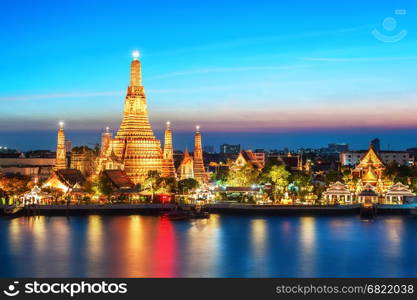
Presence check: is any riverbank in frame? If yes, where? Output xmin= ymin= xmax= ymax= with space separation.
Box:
xmin=1 ymin=203 xmax=416 ymax=216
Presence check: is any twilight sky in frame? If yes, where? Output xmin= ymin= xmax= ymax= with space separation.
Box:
xmin=1 ymin=0 xmax=417 ymax=151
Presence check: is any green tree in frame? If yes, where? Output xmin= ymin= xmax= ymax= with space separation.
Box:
xmin=227 ymin=164 xmax=260 ymax=187
xmin=41 ymin=186 xmax=64 ymax=203
xmin=142 ymin=170 xmax=162 ymax=202
xmin=157 ymin=176 xmax=177 ymax=193
xmin=266 ymin=165 xmax=290 ymax=200
xmin=177 ymin=178 xmax=200 ymax=195
xmin=290 ymin=172 xmax=314 ymax=200
xmin=325 ymin=170 xmax=343 ymax=184
xmin=97 ymin=174 xmax=115 ymax=200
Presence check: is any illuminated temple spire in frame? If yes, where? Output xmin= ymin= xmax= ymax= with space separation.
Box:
xmin=109 ymin=50 xmax=164 ymax=184
xmin=54 ymin=121 xmax=66 ymax=170
xmin=178 ymin=147 xmax=194 ymax=179
xmin=193 ymin=125 xmax=208 ymax=183
xmin=162 ymin=121 xmax=176 ymax=177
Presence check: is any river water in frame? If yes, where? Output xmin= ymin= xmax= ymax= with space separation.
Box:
xmin=1 ymin=214 xmax=416 ymax=277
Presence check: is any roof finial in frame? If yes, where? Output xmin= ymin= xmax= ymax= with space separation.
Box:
xmin=166 ymin=120 xmax=171 ymax=129
xmin=59 ymin=121 xmax=64 ymax=129
xmin=196 ymin=125 xmax=200 ymax=133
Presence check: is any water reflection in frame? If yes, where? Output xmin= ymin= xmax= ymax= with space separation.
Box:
xmin=298 ymin=217 xmax=316 ymax=276
xmin=154 ymin=217 xmax=177 ymax=277
xmin=1 ymin=215 xmax=417 ymax=277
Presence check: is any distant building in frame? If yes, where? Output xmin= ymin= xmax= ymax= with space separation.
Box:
xmin=0 ymin=153 xmax=55 ymax=182
xmin=220 ymin=144 xmax=241 ymax=154
xmin=232 ymin=150 xmax=264 ymax=170
xmin=65 ymin=140 xmax=72 ymax=153
xmin=277 ymin=153 xmax=303 ymax=171
xmin=70 ymin=146 xmax=98 ymax=178
xmin=203 ymin=145 xmax=215 ymax=153
xmin=370 ymin=138 xmax=380 ymax=152
xmin=327 ymin=143 xmax=349 ymax=153
xmin=340 ymin=150 xmax=413 ymax=166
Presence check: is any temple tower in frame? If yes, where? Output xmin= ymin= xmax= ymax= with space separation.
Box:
xmin=178 ymin=147 xmax=194 ymax=180
xmin=100 ymin=126 xmax=112 ymax=156
xmin=110 ymin=51 xmax=164 ymax=184
xmin=193 ymin=125 xmax=208 ymax=183
xmin=162 ymin=121 xmax=176 ymax=177
xmin=55 ymin=121 xmax=67 ymax=170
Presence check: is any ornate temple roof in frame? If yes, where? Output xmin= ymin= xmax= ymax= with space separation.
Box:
xmin=354 ymin=144 xmax=384 ymax=170
xmin=385 ymin=182 xmax=416 ymax=196
xmin=103 ymin=170 xmax=135 ymax=190
xmin=55 ymin=169 xmax=86 ymax=187
xmin=358 ymin=184 xmax=378 ymax=197
xmin=234 ymin=150 xmax=263 ymax=169
xmin=323 ymin=181 xmax=352 ymax=195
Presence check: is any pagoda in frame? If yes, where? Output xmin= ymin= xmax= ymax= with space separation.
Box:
xmin=54 ymin=121 xmax=67 ymax=170
xmin=162 ymin=121 xmax=176 ymax=177
xmin=178 ymin=147 xmax=194 ymax=179
xmin=193 ymin=126 xmax=208 ymax=183
xmin=105 ymin=51 xmax=164 ymax=184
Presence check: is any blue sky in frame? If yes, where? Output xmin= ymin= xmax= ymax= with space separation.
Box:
xmin=1 ymin=0 xmax=417 ymax=150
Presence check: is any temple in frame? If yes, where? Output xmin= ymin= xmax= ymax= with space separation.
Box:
xmin=162 ymin=121 xmax=176 ymax=178
xmin=193 ymin=126 xmax=208 ymax=183
xmin=352 ymin=144 xmax=385 ymax=185
xmin=98 ymin=51 xmax=164 ymax=184
xmin=178 ymin=147 xmax=194 ymax=179
xmin=54 ymin=122 xmax=67 ymax=170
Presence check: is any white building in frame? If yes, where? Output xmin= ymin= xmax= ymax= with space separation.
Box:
xmin=340 ymin=151 xmax=413 ymax=166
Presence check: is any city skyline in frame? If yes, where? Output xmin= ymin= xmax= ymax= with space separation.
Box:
xmin=1 ymin=0 xmax=417 ymax=150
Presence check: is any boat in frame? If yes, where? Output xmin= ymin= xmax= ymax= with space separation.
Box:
xmin=166 ymin=206 xmax=210 ymax=220
xmin=3 ymin=206 xmax=24 ymax=217
xmin=190 ymin=210 xmax=210 ymax=219
xmin=167 ymin=210 xmax=192 ymax=220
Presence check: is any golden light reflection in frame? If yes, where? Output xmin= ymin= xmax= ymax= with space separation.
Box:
xmin=50 ymin=218 xmax=70 ymax=258
xmin=185 ymin=214 xmax=221 ymax=276
xmin=299 ymin=217 xmax=317 ymax=276
xmin=8 ymin=218 xmax=22 ymax=253
xmin=251 ymin=218 xmax=267 ymax=256
xmin=384 ymin=218 xmax=404 ymax=257
xmin=31 ymin=216 xmax=47 ymax=253
xmin=250 ymin=218 xmax=267 ymax=275
xmin=87 ymin=215 xmax=103 ymax=261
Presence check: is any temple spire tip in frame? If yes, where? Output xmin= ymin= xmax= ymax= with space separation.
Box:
xmin=132 ymin=50 xmax=139 ymax=60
